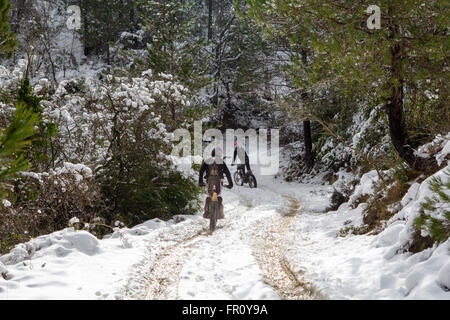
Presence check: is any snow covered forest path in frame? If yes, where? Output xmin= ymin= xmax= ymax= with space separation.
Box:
xmin=3 ymin=163 xmax=448 ymax=300
xmin=138 ymin=174 xmax=329 ymax=300
xmin=0 ymin=163 xmax=331 ymax=300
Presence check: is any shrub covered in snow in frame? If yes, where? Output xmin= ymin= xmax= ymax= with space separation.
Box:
xmin=0 ymin=59 xmax=203 ymax=253
xmin=43 ymin=70 xmax=201 ymax=225
xmin=44 ymin=70 xmax=191 ymax=164
xmin=280 ymin=105 xmax=391 ymax=184
xmin=414 ymin=168 xmax=450 ymax=248
xmin=0 ymin=163 xmax=100 ymax=253
xmin=330 ymin=133 xmax=450 ymax=253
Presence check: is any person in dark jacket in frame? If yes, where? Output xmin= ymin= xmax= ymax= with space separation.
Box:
xmin=198 ymin=148 xmax=233 ymax=219
xmin=232 ymin=140 xmax=252 ymax=181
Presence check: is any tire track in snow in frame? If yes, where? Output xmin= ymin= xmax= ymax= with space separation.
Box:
xmin=250 ymin=193 xmax=319 ymax=299
xmin=145 ymin=230 xmax=205 ymax=300
xmin=136 ymin=183 xmax=317 ymax=300
xmin=119 ymin=218 xmax=207 ymax=300
xmin=165 ymin=201 xmax=280 ymax=300
xmin=143 ymin=197 xmax=249 ymax=300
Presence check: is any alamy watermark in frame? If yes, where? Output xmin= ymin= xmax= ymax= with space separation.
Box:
xmin=67 ymin=5 xmax=81 ymax=31
xmin=366 ymin=5 xmax=381 ymax=30
xmin=62 ymin=4 xmax=380 ymax=175
xmin=65 ymin=4 xmax=381 ymax=32
xmin=171 ymin=121 xmax=280 ymax=176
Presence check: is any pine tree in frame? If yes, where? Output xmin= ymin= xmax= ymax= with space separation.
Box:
xmin=0 ymin=103 xmax=39 ymax=199
xmin=80 ymin=0 xmax=137 ymax=63
xmin=17 ymin=78 xmax=58 ymax=171
xmin=200 ymin=0 xmax=280 ymax=127
xmin=247 ymin=0 xmax=448 ymax=173
xmin=0 ymin=0 xmax=35 ymax=200
xmin=415 ymin=169 xmax=450 ymax=243
xmin=0 ymin=0 xmax=16 ymax=58
xmin=135 ymin=0 xmax=210 ymax=92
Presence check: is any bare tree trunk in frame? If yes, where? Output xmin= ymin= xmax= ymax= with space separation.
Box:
xmin=207 ymin=0 xmax=213 ymax=41
xmin=213 ymin=40 xmax=220 ymax=106
xmin=303 ymin=120 xmax=314 ymax=170
xmin=45 ymin=44 xmax=57 ymax=82
xmin=299 ymin=48 xmax=314 ymax=171
xmin=106 ymin=43 xmax=111 ymax=65
xmin=386 ymin=8 xmax=439 ymax=174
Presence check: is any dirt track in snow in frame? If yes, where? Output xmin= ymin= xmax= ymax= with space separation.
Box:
xmin=252 ymin=195 xmax=317 ymax=299
xmin=142 ymin=188 xmax=314 ymax=300
xmin=144 ymin=230 xmax=205 ymax=300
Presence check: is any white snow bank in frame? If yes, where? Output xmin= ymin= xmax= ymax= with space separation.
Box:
xmin=348 ymin=170 xmax=379 ymax=206
xmin=438 ymin=261 xmax=450 ymax=291
xmin=436 ymin=139 xmax=450 ymax=166
xmin=0 ymin=262 xmax=6 ymax=276
xmin=0 ymin=228 xmax=102 ymax=265
xmin=0 ymin=218 xmax=174 ymax=299
xmin=416 ymin=133 xmax=450 ymax=166
xmin=285 ymin=165 xmax=450 ymax=300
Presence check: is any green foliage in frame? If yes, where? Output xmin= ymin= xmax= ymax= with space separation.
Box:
xmin=16 ymin=78 xmax=58 ymax=169
xmin=415 ymin=169 xmax=450 ymax=243
xmin=0 ymin=233 xmax=24 ymax=254
xmin=246 ymin=0 xmax=449 ymax=172
xmin=98 ymin=151 xmax=202 ymax=226
xmin=0 ymin=102 xmax=39 ymax=198
xmin=80 ymin=0 xmax=137 ymax=61
xmin=0 ymin=0 xmax=17 ymax=58
xmin=18 ymin=78 xmax=42 ymax=113
xmin=192 ymin=163 xmax=202 ymax=173
xmin=338 ymin=225 xmax=369 ymax=238
xmin=87 ymin=73 xmax=203 ymax=226
xmin=208 ymin=1 xmax=279 ymax=127
xmin=135 ymin=0 xmax=211 ymax=92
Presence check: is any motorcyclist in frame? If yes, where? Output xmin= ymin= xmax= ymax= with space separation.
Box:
xmin=199 ymin=148 xmax=233 ymax=219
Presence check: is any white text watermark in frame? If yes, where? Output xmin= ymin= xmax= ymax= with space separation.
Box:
xmin=171 ymin=122 xmax=280 ymax=176
xmin=67 ymin=5 xmax=81 ymax=31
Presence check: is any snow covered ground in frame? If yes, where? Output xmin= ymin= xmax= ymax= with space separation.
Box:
xmin=0 ymin=218 xmax=171 ymax=299
xmin=1 ymin=157 xmax=449 ymax=300
xmin=160 ymin=173 xmax=330 ymax=300
xmin=164 ymin=185 xmax=281 ymax=300
xmin=0 ymin=167 xmax=299 ymax=300
xmin=284 ymin=166 xmax=450 ymax=300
